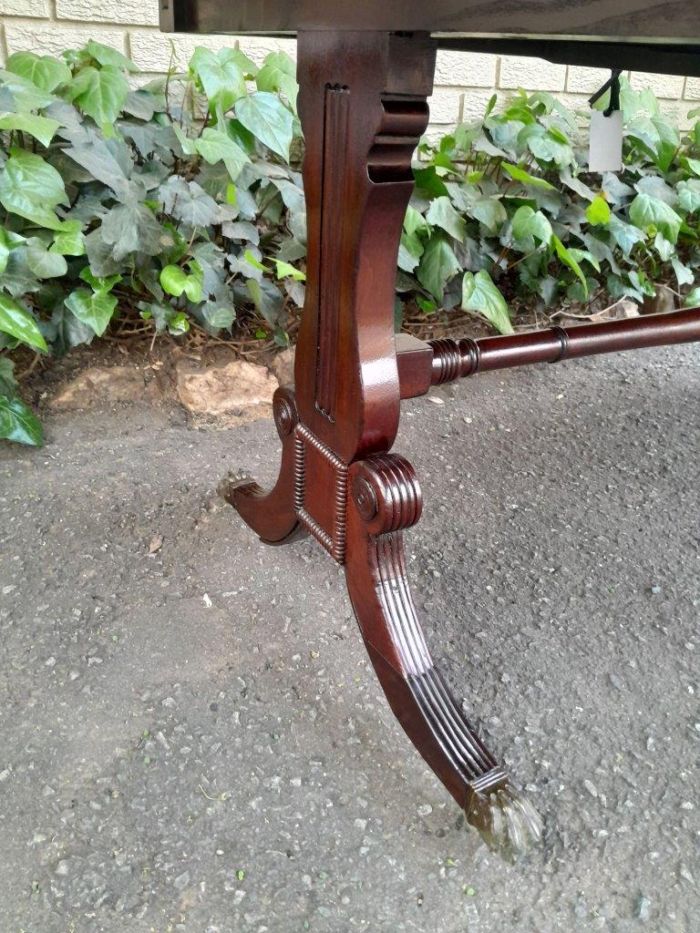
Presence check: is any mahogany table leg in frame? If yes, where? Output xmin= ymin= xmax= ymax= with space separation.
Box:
xmin=226 ymin=30 xmax=541 ymax=857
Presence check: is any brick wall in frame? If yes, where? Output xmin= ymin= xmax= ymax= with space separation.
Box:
xmin=2 ymin=1 xmax=699 ymax=135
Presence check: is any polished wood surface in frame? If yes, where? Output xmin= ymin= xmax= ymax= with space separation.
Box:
xmin=161 ymin=0 xmax=700 ymax=43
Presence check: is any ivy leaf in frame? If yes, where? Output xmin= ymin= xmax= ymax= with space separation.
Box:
xmin=255 ymin=52 xmax=298 ymax=108
xmin=629 ymin=193 xmax=682 ymax=244
xmin=84 ymin=40 xmax=137 ymax=72
xmin=68 ymin=65 xmax=129 ymax=126
xmin=511 ymin=205 xmax=552 ymax=245
xmin=0 ymin=69 xmax=55 ymax=111
xmin=471 ymin=197 xmax=507 ymax=234
xmin=100 ymin=201 xmax=164 ymax=259
xmin=273 ymin=259 xmax=305 ymax=281
xmin=26 ymin=239 xmax=68 ymax=278
xmin=6 ymin=51 xmax=71 ymax=91
xmin=677 ymin=179 xmax=700 ymax=214
xmin=683 ymin=286 xmax=700 ymax=307
xmin=246 ymin=277 xmax=284 ymax=324
xmin=195 ymin=128 xmax=249 ymax=182
xmin=51 ymin=221 xmax=85 ymax=257
xmin=234 ymin=92 xmax=294 ymax=160
xmin=585 ymin=194 xmax=612 ymax=226
xmin=0 ymin=149 xmax=68 ymax=230
xmin=608 ymin=216 xmax=645 ymax=256
xmin=0 ymin=293 xmax=48 ymax=351
xmin=0 ymin=356 xmax=18 ymax=397
xmin=502 ymin=162 xmax=556 ymax=190
xmin=425 ymin=196 xmax=466 ymax=241
xmin=64 ymin=287 xmax=118 ymax=337
xmin=671 ymin=256 xmax=694 ymax=287
xmin=417 ymin=234 xmax=461 ymax=301
xmin=0 ymin=113 xmax=61 ymax=147
xmin=398 ymin=231 xmax=424 ymax=273
xmin=158 ymin=176 xmax=220 ymax=228
xmin=0 ymin=395 xmax=43 ymax=446
xmin=190 ymin=47 xmax=247 ymax=112
xmin=552 ymin=234 xmax=588 ymax=294
xmin=160 ymin=263 xmax=203 ymax=303
xmin=461 ymin=270 xmax=513 ymax=335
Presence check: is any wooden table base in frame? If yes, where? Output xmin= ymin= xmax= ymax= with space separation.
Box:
xmin=219 ymin=30 xmax=700 ymax=860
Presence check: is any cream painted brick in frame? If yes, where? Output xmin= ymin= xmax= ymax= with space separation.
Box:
xmin=630 ymin=71 xmax=685 ymax=100
xmin=6 ymin=23 xmax=126 ymax=57
xmin=461 ymin=90 xmax=499 ymax=124
xmin=566 ymin=66 xmax=632 ymax=95
xmin=684 ymin=77 xmax=700 ymax=99
xmin=129 ymin=29 xmax=295 ymax=73
xmin=0 ymin=0 xmax=49 ymax=15
xmin=56 ymin=0 xmax=159 ymax=26
xmin=499 ymin=55 xmax=566 ymax=92
xmin=435 ymin=51 xmax=496 ymax=88
xmin=428 ymin=88 xmax=463 ymax=124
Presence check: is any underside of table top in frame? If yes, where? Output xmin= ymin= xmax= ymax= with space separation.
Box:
xmin=162 ymin=1 xmax=699 ymax=42
xmin=161 ymin=1 xmax=700 ymax=76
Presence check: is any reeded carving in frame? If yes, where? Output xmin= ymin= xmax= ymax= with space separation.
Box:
xmin=350 ymin=454 xmax=422 ymax=536
xmin=315 ymin=84 xmax=350 ymax=420
xmin=346 ymin=454 xmax=542 ymax=858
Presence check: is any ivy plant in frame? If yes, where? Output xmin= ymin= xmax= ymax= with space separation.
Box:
xmin=0 ymin=46 xmax=698 ymax=446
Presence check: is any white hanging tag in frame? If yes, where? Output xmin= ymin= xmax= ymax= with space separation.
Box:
xmin=589 ymin=110 xmax=623 ymax=173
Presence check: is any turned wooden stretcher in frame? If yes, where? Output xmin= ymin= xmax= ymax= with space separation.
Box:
xmin=161 ymin=1 xmax=700 ymax=858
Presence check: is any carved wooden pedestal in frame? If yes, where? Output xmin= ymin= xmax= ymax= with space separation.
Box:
xmin=221 ymin=30 xmax=542 ymax=859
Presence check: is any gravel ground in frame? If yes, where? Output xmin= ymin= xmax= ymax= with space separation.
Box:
xmin=0 ymin=345 xmax=698 ymax=933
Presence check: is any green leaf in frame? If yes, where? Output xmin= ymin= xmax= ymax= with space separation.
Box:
xmin=6 ymin=51 xmax=71 ymax=91
xmin=461 ymin=270 xmax=513 ymax=335
xmin=273 ymin=259 xmax=305 ymax=281
xmin=682 ymin=286 xmax=700 ymax=307
xmin=404 ymin=205 xmax=430 ymax=238
xmin=0 ymin=70 xmax=55 ymax=111
xmin=471 ymin=197 xmax=507 ymax=234
xmin=0 ymin=228 xmax=12 ymax=275
xmin=0 ymin=149 xmax=68 ymax=230
xmin=585 ymin=194 xmax=612 ymax=226
xmin=168 ymin=311 xmax=190 ymax=335
xmin=425 ymin=196 xmax=466 ymax=241
xmin=552 ymin=235 xmax=588 ymax=294
xmin=416 ymin=235 xmax=461 ymax=301
xmin=629 ymin=193 xmax=682 ymax=244
xmin=677 ymin=179 xmax=700 ymax=214
xmin=234 ymin=92 xmax=294 ymax=160
xmin=26 ymin=239 xmax=68 ymax=278
xmin=194 ymin=128 xmax=249 ymax=182
xmin=0 ymin=112 xmax=61 ymax=147
xmin=502 ymin=162 xmax=556 ymax=190
xmin=0 ymin=395 xmax=43 ymax=446
xmin=51 ymin=221 xmax=85 ymax=257
xmin=246 ymin=276 xmax=283 ymax=325
xmin=0 ymin=294 xmax=47 ymax=351
xmin=68 ymin=65 xmax=129 ymax=126
xmin=190 ymin=47 xmax=247 ymax=112
xmin=64 ymin=287 xmax=118 ymax=337
xmin=398 ymin=231 xmax=424 ymax=273
xmin=671 ymin=256 xmax=694 ymax=287
xmin=511 ymin=205 xmax=552 ymax=245
xmin=159 ymin=263 xmax=203 ymax=303
xmin=255 ymin=52 xmax=298 ymax=108
xmin=0 ymin=356 xmax=17 ymax=397
xmin=84 ymin=40 xmax=137 ymax=72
